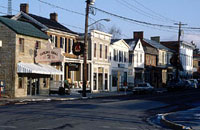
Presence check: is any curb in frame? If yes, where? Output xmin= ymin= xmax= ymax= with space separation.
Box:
xmin=160 ymin=113 xmax=192 ymax=130
xmin=0 ymin=93 xmax=130 ymax=106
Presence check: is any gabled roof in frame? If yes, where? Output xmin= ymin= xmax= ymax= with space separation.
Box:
xmin=11 ymin=12 xmax=78 ymax=35
xmin=123 ymin=39 xmax=138 ymax=50
xmin=28 ymin=14 xmax=77 ymax=34
xmin=0 ymin=16 xmax=49 ymax=40
xmin=143 ymin=38 xmax=173 ymax=52
xmin=111 ymin=39 xmax=130 ymax=48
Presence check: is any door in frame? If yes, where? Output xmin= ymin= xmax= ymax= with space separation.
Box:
xmin=98 ymin=73 xmax=103 ymax=91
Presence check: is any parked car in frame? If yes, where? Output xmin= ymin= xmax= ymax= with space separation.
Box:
xmin=166 ymin=79 xmax=185 ymax=91
xmin=132 ymin=83 xmax=154 ymax=94
xmin=189 ymin=79 xmax=198 ymax=89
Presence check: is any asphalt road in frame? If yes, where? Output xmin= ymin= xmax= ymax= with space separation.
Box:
xmin=0 ymin=89 xmax=200 ymax=130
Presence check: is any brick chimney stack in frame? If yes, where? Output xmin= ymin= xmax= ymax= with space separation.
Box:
xmin=133 ymin=31 xmax=144 ymax=40
xmin=50 ymin=13 xmax=58 ymax=22
xmin=151 ymin=36 xmax=160 ymax=43
xmin=20 ymin=3 xmax=29 ymax=13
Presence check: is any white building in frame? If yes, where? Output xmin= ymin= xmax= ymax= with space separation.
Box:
xmin=109 ymin=39 xmax=130 ymax=91
xmin=89 ymin=30 xmax=112 ymax=92
xmin=180 ymin=41 xmax=195 ymax=78
xmin=124 ymin=39 xmax=145 ymax=86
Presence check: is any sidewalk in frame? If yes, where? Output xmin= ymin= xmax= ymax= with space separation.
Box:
xmin=161 ymin=107 xmax=200 ymax=130
xmin=0 ymin=91 xmax=131 ymax=106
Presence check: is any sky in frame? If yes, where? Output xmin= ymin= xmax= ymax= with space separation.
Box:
xmin=0 ymin=0 xmax=200 ymax=47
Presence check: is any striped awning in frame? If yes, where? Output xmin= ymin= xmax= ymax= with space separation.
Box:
xmin=17 ymin=63 xmax=62 ymax=75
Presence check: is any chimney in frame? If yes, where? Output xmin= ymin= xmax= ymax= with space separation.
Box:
xmin=133 ymin=31 xmax=143 ymax=40
xmin=50 ymin=13 xmax=58 ymax=22
xmin=20 ymin=3 xmax=29 ymax=13
xmin=151 ymin=36 xmax=160 ymax=43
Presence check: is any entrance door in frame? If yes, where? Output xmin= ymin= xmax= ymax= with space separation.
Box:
xmin=27 ymin=78 xmax=39 ymax=96
xmin=98 ymin=73 xmax=103 ymax=91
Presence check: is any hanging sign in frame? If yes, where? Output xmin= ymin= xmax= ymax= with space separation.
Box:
xmin=72 ymin=42 xmax=84 ymax=56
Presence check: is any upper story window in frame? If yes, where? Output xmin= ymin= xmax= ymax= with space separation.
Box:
xmin=110 ymin=52 xmax=112 ymax=61
xmin=35 ymin=41 xmax=41 ymax=50
xmin=124 ymin=52 xmax=127 ymax=62
xmin=60 ymin=37 xmax=65 ymax=49
xmin=19 ymin=38 xmax=24 ymax=53
xmin=114 ymin=49 xmax=116 ymax=61
xmin=68 ymin=39 xmax=74 ymax=54
xmin=105 ymin=46 xmax=108 ymax=59
xmin=140 ymin=54 xmax=142 ymax=63
xmin=50 ymin=35 xmax=57 ymax=47
xmin=129 ymin=53 xmax=132 ymax=64
xmin=94 ymin=43 xmax=96 ymax=57
xmin=119 ymin=51 xmax=122 ymax=62
xmin=100 ymin=44 xmax=102 ymax=58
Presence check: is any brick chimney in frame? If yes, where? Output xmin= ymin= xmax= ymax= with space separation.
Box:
xmin=50 ymin=13 xmax=58 ymax=22
xmin=151 ymin=36 xmax=160 ymax=43
xmin=20 ymin=3 xmax=29 ymax=13
xmin=133 ymin=31 xmax=143 ymax=40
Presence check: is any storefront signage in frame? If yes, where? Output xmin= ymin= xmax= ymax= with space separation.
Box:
xmin=35 ymin=43 xmax=64 ymax=63
xmin=68 ymin=63 xmax=79 ymax=71
xmin=118 ymin=64 xmax=125 ymax=68
xmin=72 ymin=42 xmax=84 ymax=56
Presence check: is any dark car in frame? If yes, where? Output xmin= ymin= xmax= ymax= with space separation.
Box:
xmin=132 ymin=83 xmax=154 ymax=94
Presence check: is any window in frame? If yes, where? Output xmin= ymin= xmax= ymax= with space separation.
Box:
xmin=124 ymin=52 xmax=127 ymax=62
xmin=140 ymin=54 xmax=142 ymax=63
xmin=119 ymin=51 xmax=122 ymax=62
xmin=60 ymin=37 xmax=65 ymax=48
xmin=105 ymin=46 xmax=108 ymax=59
xmin=100 ymin=44 xmax=102 ymax=58
xmin=19 ymin=38 xmax=24 ymax=53
xmin=139 ymin=43 xmax=140 ymax=48
xmin=35 ymin=41 xmax=41 ymax=50
xmin=129 ymin=54 xmax=132 ymax=64
xmin=136 ymin=53 xmax=138 ymax=63
xmin=110 ymin=52 xmax=112 ymax=61
xmin=94 ymin=43 xmax=96 ymax=57
xmin=68 ymin=39 xmax=71 ymax=53
xmin=43 ymin=78 xmax=47 ymax=88
xmin=114 ymin=49 xmax=116 ymax=61
xmin=162 ymin=52 xmax=165 ymax=64
xmin=50 ymin=35 xmax=57 ymax=47
xmin=93 ymin=73 xmax=97 ymax=90
xmin=65 ymin=38 xmax=67 ymax=52
xmin=18 ymin=77 xmax=23 ymax=88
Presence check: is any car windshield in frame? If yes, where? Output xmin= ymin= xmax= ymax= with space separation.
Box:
xmin=137 ymin=84 xmax=147 ymax=87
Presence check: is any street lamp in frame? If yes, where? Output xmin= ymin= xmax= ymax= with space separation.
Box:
xmin=88 ymin=19 xmax=110 ymax=27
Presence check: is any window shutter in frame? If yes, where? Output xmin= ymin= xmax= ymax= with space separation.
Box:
xmin=68 ymin=39 xmax=71 ymax=53
xmin=55 ymin=36 xmax=57 ymax=47
xmin=65 ymin=38 xmax=67 ymax=52
xmin=60 ymin=37 xmax=63 ymax=48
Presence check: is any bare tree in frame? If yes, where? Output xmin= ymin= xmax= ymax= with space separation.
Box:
xmin=108 ymin=25 xmax=122 ymax=39
xmin=89 ymin=23 xmax=105 ymax=32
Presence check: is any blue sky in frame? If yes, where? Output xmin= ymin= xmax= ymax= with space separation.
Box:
xmin=0 ymin=0 xmax=200 ymax=47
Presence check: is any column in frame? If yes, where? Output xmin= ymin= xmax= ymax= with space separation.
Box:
xmin=103 ymin=68 xmax=105 ymax=91
xmin=90 ymin=63 xmax=93 ymax=92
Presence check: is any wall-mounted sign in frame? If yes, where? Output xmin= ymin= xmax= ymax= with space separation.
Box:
xmin=72 ymin=42 xmax=84 ymax=56
xmin=35 ymin=43 xmax=64 ymax=63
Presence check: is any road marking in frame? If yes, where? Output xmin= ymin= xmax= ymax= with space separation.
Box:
xmin=0 ymin=125 xmax=17 ymax=129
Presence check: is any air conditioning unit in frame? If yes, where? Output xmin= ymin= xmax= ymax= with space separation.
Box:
xmin=0 ymin=40 xmax=2 ymax=47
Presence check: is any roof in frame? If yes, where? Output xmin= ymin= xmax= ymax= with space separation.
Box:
xmin=0 ymin=16 xmax=49 ymax=39
xmin=123 ymin=39 xmax=137 ymax=50
xmin=143 ymin=38 xmax=173 ymax=52
xmin=28 ymin=14 xmax=77 ymax=35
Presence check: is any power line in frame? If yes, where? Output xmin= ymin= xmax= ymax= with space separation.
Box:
xmin=130 ymin=0 xmax=178 ymax=23
xmin=116 ymin=0 xmax=174 ymax=23
xmin=92 ymin=6 xmax=178 ymax=30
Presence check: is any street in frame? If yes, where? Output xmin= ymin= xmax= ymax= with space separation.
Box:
xmin=0 ymin=90 xmax=200 ymax=130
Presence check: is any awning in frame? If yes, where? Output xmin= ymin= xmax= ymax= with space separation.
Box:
xmin=17 ymin=63 xmax=62 ymax=75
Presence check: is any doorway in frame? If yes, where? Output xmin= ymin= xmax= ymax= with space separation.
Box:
xmin=27 ymin=78 xmax=39 ymax=96
xmin=98 ymin=73 xmax=103 ymax=91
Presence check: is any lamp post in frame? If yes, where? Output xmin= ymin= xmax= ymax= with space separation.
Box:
xmin=88 ymin=18 xmax=110 ymax=27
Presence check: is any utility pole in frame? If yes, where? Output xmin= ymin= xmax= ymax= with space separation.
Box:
xmin=174 ymin=22 xmax=187 ymax=80
xmin=83 ymin=0 xmax=95 ymax=97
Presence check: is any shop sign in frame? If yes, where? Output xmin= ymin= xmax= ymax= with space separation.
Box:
xmin=118 ymin=64 xmax=125 ymax=68
xmin=35 ymin=43 xmax=64 ymax=63
xmin=68 ymin=63 xmax=79 ymax=71
xmin=72 ymin=42 xmax=84 ymax=56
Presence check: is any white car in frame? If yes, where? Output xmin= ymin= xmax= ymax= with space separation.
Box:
xmin=133 ymin=83 xmax=154 ymax=94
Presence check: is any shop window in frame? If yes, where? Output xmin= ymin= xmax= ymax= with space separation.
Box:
xmin=18 ymin=77 xmax=23 ymax=89
xmin=105 ymin=73 xmax=108 ymax=90
xmin=93 ymin=73 xmax=97 ymax=90
xmin=19 ymin=38 xmax=24 ymax=53
xmin=43 ymin=78 xmax=47 ymax=88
